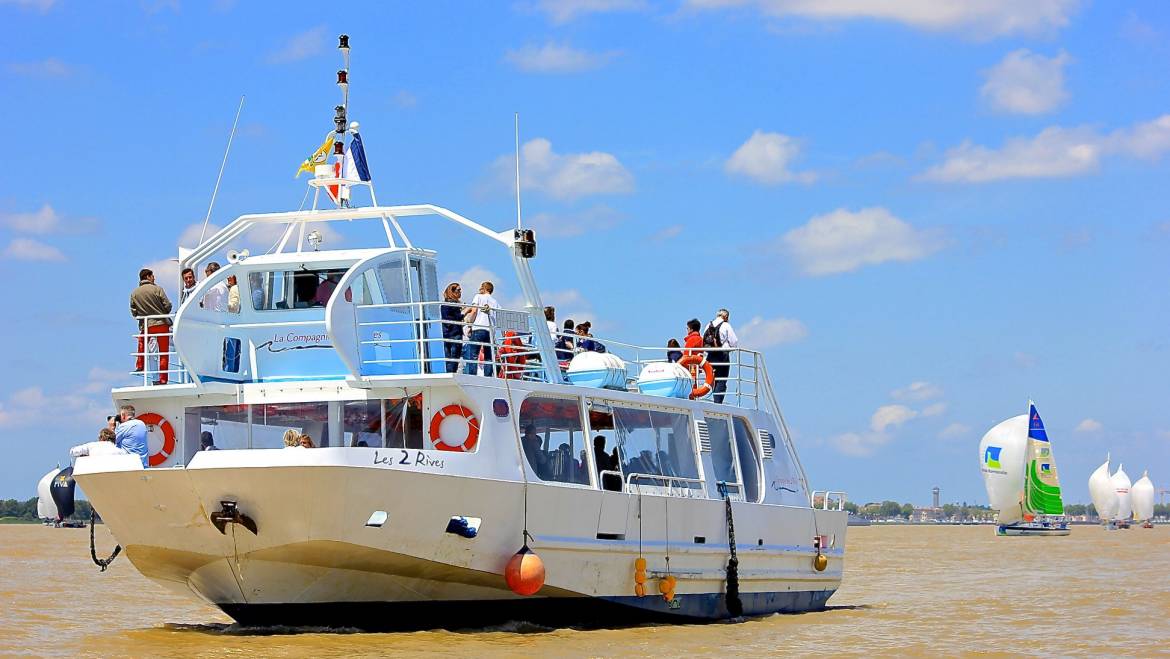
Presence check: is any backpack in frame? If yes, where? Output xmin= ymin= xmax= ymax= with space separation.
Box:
xmin=702 ymin=322 xmax=722 ymax=348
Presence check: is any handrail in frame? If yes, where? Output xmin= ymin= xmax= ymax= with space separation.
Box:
xmin=811 ymin=490 xmax=848 ymax=511
xmin=131 ymin=314 xmax=187 ymax=386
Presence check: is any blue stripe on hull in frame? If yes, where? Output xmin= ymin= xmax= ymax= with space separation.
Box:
xmin=220 ymin=589 xmax=837 ymax=631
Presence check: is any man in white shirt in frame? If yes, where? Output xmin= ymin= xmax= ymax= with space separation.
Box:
xmin=201 ymin=262 xmax=228 ymax=312
xmin=70 ymin=428 xmax=129 ymax=458
xmin=462 ymin=281 xmax=501 ymax=376
xmin=708 ymin=308 xmax=740 ymax=404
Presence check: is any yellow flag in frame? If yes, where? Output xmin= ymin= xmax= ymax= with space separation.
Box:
xmin=295 ymin=135 xmax=335 ymax=178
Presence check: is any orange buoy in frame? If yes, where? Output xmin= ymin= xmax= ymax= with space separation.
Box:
xmin=635 ymin=583 xmax=646 ymax=597
xmin=505 ymin=545 xmax=546 ymax=596
xmin=1023 ymin=513 xmax=1036 ymax=522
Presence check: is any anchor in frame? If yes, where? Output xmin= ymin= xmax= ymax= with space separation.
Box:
xmin=209 ymin=500 xmax=258 ymax=535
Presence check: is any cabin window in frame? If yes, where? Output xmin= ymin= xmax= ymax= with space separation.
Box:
xmin=250 ymin=269 xmax=349 ymax=311
xmin=252 ymin=402 xmax=332 ymax=448
xmin=706 ymin=415 xmax=742 ymax=496
xmin=384 ymin=393 xmax=425 ymax=450
xmin=586 ymin=402 xmax=623 ymax=491
xmin=185 ymin=405 xmax=249 ymax=458
xmin=518 ymin=396 xmax=590 ymax=486
xmin=733 ymin=417 xmax=761 ymax=503
xmin=344 ymin=400 xmax=384 ymax=447
xmin=612 ymin=406 xmax=701 ymax=492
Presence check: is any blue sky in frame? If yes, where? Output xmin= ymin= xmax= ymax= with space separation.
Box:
xmin=1 ymin=0 xmax=1167 ymax=505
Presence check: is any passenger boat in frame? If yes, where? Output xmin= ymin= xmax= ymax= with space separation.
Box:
xmin=71 ymin=35 xmax=848 ymax=630
xmin=978 ymin=401 xmax=1070 ymax=537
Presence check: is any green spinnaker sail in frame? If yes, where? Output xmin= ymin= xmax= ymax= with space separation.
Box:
xmin=1023 ymin=403 xmax=1064 ymax=516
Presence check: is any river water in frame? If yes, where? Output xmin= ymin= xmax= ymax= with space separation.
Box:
xmin=1 ymin=524 xmax=1166 ymax=657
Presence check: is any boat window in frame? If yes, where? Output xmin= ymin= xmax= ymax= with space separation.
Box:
xmin=706 ymin=416 xmax=740 ymax=493
xmin=518 ymin=396 xmax=590 ymax=486
xmin=613 ymin=406 xmax=701 ymax=492
xmin=252 ymin=402 xmax=332 ymax=448
xmin=344 ymin=400 xmax=384 ymax=447
xmin=250 ymin=269 xmax=350 ymax=311
xmin=385 ymin=393 xmax=424 ymax=450
xmin=586 ymin=403 xmax=623 ymax=492
xmin=733 ymin=417 xmax=760 ymax=502
xmin=185 ymin=405 xmax=249 ymax=458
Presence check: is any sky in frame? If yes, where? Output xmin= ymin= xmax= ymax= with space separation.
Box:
xmin=1 ymin=0 xmax=1168 ymax=506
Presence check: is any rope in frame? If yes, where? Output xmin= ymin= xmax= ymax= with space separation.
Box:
xmin=500 ymin=344 xmax=532 ymax=546
xmin=89 ymin=513 xmax=121 ymax=572
xmin=723 ymin=493 xmax=743 ymax=617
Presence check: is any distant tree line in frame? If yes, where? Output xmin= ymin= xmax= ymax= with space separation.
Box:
xmin=0 ymin=498 xmax=93 ymax=521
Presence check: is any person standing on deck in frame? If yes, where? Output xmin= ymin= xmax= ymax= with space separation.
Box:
xmin=463 ymin=281 xmax=500 ymax=377
xmin=114 ymin=404 xmax=150 ymax=467
xmin=440 ymin=283 xmax=465 ymax=373
xmin=201 ymin=262 xmax=228 ymax=311
xmin=130 ymin=268 xmax=173 ymax=385
xmin=683 ymin=318 xmax=703 ymax=357
xmin=706 ymin=309 xmax=739 ymax=404
xmin=179 ymin=267 xmax=197 ymax=304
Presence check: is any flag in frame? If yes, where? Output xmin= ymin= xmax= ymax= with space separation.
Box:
xmin=296 ymin=135 xmax=335 ymax=178
xmin=1028 ymin=403 xmax=1049 ymax=442
xmin=343 ymin=132 xmax=372 ymax=182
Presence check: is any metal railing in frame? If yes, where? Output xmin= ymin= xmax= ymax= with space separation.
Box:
xmin=131 ymin=314 xmax=188 ymax=386
xmin=811 ymin=490 xmax=848 ymax=511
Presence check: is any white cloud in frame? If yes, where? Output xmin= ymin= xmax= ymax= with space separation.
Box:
xmin=143 ymin=257 xmax=181 ymax=301
xmin=491 ymin=138 xmax=634 ymax=201
xmin=0 ymin=204 xmax=98 ymax=234
xmin=830 ymin=431 xmax=890 ymax=457
xmin=650 ymin=224 xmax=684 ymax=241
xmin=779 ymin=207 xmax=946 ymax=276
xmin=870 ymin=404 xmax=918 ymax=433
xmin=922 ymin=402 xmax=948 ymax=417
xmin=725 ymin=130 xmax=816 ymax=185
xmin=891 ymin=381 xmax=943 ymax=401
xmin=938 ymin=422 xmax=970 ymax=439
xmin=6 ymin=57 xmax=70 ymax=77
xmin=922 ymin=114 xmax=1170 ymax=183
xmin=738 ymin=315 xmax=808 ymax=348
xmin=82 ymin=366 xmax=131 ymax=394
xmin=528 ymin=205 xmax=624 ymax=238
xmin=266 ymin=26 xmax=327 ymax=64
xmin=0 ymin=384 xmax=110 ymax=431
xmin=981 ymin=49 xmax=1071 ymax=115
xmin=1075 ymin=418 xmax=1103 ymax=433
xmin=3 ymin=238 xmax=65 ymax=262
xmin=391 ymin=90 xmax=417 ymax=108
xmin=683 ymin=0 xmax=1079 ymax=39
xmin=534 ymin=0 xmax=646 ymax=24
xmin=505 ymin=42 xmax=619 ymax=74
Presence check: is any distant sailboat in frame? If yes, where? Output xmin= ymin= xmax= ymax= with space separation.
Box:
xmin=1111 ymin=464 xmax=1133 ymax=529
xmin=1131 ymin=471 xmax=1155 ymax=529
xmin=1088 ymin=457 xmax=1119 ymax=529
xmin=36 ymin=467 xmax=58 ymax=523
xmin=978 ymin=401 xmax=1069 ymax=536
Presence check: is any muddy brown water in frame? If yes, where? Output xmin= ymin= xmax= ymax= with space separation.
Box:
xmin=1 ymin=524 xmax=1166 ymax=657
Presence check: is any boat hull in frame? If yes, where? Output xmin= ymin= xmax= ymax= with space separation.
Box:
xmin=74 ymin=451 xmax=846 ymax=629
xmin=996 ymin=523 xmax=1070 ymax=536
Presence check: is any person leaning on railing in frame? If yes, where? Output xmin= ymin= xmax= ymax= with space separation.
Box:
xmin=130 ymin=268 xmax=174 ymax=385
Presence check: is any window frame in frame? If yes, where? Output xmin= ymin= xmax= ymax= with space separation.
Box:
xmin=518 ymin=393 xmax=594 ymax=489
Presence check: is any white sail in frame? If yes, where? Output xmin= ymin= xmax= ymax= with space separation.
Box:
xmin=1111 ymin=464 xmax=1133 ymax=521
xmin=979 ymin=415 xmax=1028 ymax=524
xmin=1088 ymin=458 xmax=1118 ymax=521
xmin=36 ymin=467 xmax=58 ymax=520
xmin=1131 ymin=471 xmax=1155 ymax=522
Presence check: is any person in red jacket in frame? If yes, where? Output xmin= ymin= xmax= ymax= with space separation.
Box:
xmin=683 ymin=318 xmax=703 ymax=357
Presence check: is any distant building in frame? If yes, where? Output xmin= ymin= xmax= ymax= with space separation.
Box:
xmin=932 ymin=486 xmax=940 ymax=509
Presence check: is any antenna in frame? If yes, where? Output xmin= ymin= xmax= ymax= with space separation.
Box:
xmin=199 ymin=95 xmax=246 ymax=245
xmin=514 ymin=112 xmax=522 ymax=231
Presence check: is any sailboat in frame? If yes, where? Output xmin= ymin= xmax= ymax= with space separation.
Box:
xmin=1111 ymin=464 xmax=1133 ymax=529
xmin=1088 ymin=457 xmax=1120 ymax=529
xmin=978 ymin=401 xmax=1070 ymax=536
xmin=1131 ymin=471 xmax=1155 ymax=529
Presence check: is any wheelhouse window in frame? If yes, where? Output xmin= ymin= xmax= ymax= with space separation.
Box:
xmin=612 ymin=406 xmax=701 ymax=492
xmin=250 ymin=268 xmax=349 ymax=311
xmin=733 ymin=417 xmax=761 ymax=503
xmin=706 ymin=415 xmax=742 ymax=497
xmin=518 ymin=396 xmax=590 ymax=486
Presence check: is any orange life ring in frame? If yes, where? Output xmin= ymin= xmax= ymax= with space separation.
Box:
xmin=428 ymin=404 xmax=479 ymax=452
xmin=677 ymin=354 xmax=714 ymax=399
xmin=138 ymin=412 xmax=177 ymax=467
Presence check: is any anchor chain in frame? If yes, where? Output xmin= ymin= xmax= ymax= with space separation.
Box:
xmin=723 ymin=490 xmax=744 ymax=617
xmin=89 ymin=513 xmax=122 ymax=572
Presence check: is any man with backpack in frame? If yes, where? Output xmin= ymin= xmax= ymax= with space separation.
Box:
xmin=704 ymin=308 xmax=739 ymax=404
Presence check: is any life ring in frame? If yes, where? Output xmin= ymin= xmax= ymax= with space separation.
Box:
xmin=138 ymin=412 xmax=177 ymax=467
xmin=428 ymin=404 xmax=479 ymax=452
xmin=677 ymin=354 xmax=715 ymax=399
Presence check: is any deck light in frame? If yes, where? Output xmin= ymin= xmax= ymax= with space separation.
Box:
xmin=338 ymin=34 xmax=350 ymax=69
xmin=334 ymin=105 xmax=348 ymax=134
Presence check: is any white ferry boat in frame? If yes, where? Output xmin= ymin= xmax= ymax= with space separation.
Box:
xmin=72 ymin=36 xmax=848 ymax=630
